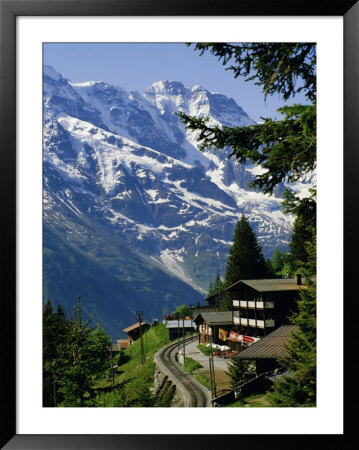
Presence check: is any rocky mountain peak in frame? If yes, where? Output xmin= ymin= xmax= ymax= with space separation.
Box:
xmin=42 ymin=67 xmax=307 ymax=337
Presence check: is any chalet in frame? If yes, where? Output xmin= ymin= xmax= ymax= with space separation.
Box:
xmin=227 ymin=274 xmax=306 ymax=341
xmin=210 ymin=326 xmax=297 ymax=403
xmin=116 ymin=339 xmax=131 ymax=349
xmin=123 ymin=322 xmax=149 ymax=343
xmin=110 ymin=343 xmax=122 ymax=355
xmin=166 ymin=319 xmax=197 ymax=340
xmin=109 ymin=339 xmax=131 ymax=360
xmin=237 ymin=325 xmax=297 ymax=375
xmin=193 ymin=311 xmax=232 ymax=345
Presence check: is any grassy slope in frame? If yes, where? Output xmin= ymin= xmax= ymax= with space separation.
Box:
xmin=94 ymin=323 xmax=172 ymax=407
xmin=180 ymin=354 xmax=212 ymax=391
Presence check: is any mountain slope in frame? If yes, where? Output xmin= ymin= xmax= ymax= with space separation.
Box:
xmin=43 ymin=204 xmax=202 ymax=339
xmin=43 ymin=66 xmax=311 ymax=337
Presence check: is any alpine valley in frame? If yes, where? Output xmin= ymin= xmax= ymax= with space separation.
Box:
xmin=43 ymin=65 xmax=309 ymax=339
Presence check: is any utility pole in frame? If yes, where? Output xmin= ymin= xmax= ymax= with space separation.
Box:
xmin=182 ymin=314 xmax=186 ymax=365
xmin=77 ymin=295 xmax=82 ymax=328
xmin=135 ymin=310 xmax=145 ymax=365
xmin=109 ymin=344 xmax=114 ymax=386
xmin=209 ymin=334 xmax=217 ymax=401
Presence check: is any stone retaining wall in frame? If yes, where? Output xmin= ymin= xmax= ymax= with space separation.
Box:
xmin=154 ymin=350 xmax=191 ymax=407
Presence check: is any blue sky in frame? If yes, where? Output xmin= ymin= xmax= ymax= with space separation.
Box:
xmin=43 ymin=43 xmax=308 ymax=123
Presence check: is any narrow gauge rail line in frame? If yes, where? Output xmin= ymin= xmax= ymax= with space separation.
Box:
xmin=158 ymin=335 xmax=211 ymax=407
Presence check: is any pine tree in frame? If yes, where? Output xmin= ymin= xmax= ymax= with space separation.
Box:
xmin=221 ymin=214 xmax=269 ymax=310
xmin=265 ymin=258 xmax=275 ymax=277
xmin=283 ymin=187 xmax=316 ymax=273
xmin=224 ymin=214 xmax=268 ymax=285
xmin=51 ymin=297 xmax=112 ymax=407
xmin=268 ymin=237 xmax=316 ymax=406
xmin=213 ymin=275 xmax=223 ymax=294
xmin=225 ymin=357 xmax=250 ymax=390
xmin=43 ymin=300 xmax=56 ymax=407
xmin=206 ymin=281 xmax=214 ymax=297
xmin=43 ymin=300 xmax=70 ymax=406
xmin=176 ymin=41 xmax=317 ymax=407
xmin=288 ymin=216 xmax=315 ymax=272
xmin=206 ymin=275 xmax=223 ymax=305
xmin=177 ymin=43 xmax=316 ymax=215
xmin=272 ymin=248 xmax=285 ymax=272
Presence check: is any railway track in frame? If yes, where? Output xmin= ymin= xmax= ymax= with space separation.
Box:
xmin=156 ymin=335 xmax=211 ymax=407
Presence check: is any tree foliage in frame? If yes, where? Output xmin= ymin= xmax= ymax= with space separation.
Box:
xmin=172 ymin=303 xmax=192 ymax=318
xmin=272 ymin=248 xmax=284 ymax=272
xmin=178 ymin=43 xmax=317 ymax=406
xmin=284 ymin=188 xmax=316 ymax=273
xmin=206 ymin=275 xmax=223 ymax=305
xmin=187 ymin=43 xmax=316 ymax=102
xmin=177 ymin=43 xmax=316 ymax=212
xmin=43 ymin=298 xmax=112 ymax=407
xmin=269 ymin=238 xmax=316 ymax=406
xmin=225 ymin=357 xmax=250 ymax=390
xmin=178 ymin=104 xmax=316 ymax=196
xmin=221 ymin=214 xmax=269 ymax=310
xmin=43 ymin=301 xmax=69 ymax=406
xmin=224 ymin=214 xmax=268 ymax=285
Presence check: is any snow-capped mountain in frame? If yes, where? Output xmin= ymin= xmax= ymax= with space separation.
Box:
xmin=43 ymin=65 xmax=305 ymax=336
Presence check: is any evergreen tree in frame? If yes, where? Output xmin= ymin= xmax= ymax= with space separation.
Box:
xmin=225 ymin=357 xmax=250 ymax=390
xmin=265 ymin=258 xmax=276 ymax=277
xmin=43 ymin=300 xmax=56 ymax=407
xmin=43 ymin=300 xmax=69 ymax=406
xmin=221 ymin=214 xmax=269 ymax=310
xmin=288 ymin=216 xmax=315 ymax=273
xmin=224 ymin=214 xmax=268 ymax=285
xmin=269 ymin=237 xmax=316 ymax=406
xmin=282 ymin=185 xmax=316 ymax=273
xmin=272 ymin=248 xmax=285 ymax=272
xmin=51 ymin=297 xmax=112 ymax=407
xmin=178 ymin=43 xmax=316 ymax=215
xmin=206 ymin=275 xmax=223 ymax=305
xmin=206 ymin=280 xmax=214 ymax=297
xmin=177 ymin=41 xmax=317 ymax=406
xmin=213 ymin=275 xmax=223 ymax=294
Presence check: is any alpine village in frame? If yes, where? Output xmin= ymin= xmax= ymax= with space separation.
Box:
xmin=43 ymin=43 xmax=316 ymax=408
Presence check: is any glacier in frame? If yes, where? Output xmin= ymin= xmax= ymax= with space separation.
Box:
xmin=42 ymin=65 xmax=313 ymax=337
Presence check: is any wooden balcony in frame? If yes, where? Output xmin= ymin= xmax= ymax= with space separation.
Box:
xmin=233 ymin=317 xmax=275 ymax=328
xmin=232 ymin=300 xmax=274 ymax=309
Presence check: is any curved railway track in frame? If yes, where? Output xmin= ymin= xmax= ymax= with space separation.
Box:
xmin=156 ymin=335 xmax=211 ymax=407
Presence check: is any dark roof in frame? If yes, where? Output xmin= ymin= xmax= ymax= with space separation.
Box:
xmin=166 ymin=320 xmax=197 ymax=329
xmin=193 ymin=311 xmax=232 ymax=325
xmin=225 ymin=278 xmax=307 ymax=293
xmin=237 ymin=325 xmax=297 ymax=360
xmin=123 ymin=322 xmax=147 ymax=333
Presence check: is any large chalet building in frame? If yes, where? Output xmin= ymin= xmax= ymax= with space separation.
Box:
xmin=226 ymin=274 xmax=306 ymax=343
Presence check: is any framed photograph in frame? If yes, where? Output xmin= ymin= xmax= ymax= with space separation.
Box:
xmin=1 ymin=0 xmax=356 ymax=448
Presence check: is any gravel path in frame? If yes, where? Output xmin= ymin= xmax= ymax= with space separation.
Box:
xmin=182 ymin=338 xmax=232 ymax=371
xmin=178 ymin=337 xmax=232 ymax=395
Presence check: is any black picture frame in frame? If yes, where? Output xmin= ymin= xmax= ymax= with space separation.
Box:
xmin=1 ymin=0 xmax=357 ymax=448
